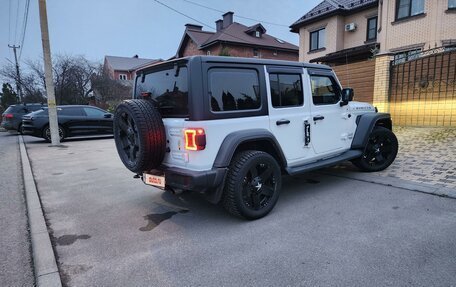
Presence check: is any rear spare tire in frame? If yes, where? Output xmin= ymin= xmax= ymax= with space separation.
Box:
xmin=114 ymin=99 xmax=166 ymax=173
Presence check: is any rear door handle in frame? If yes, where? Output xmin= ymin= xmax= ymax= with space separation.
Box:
xmin=313 ymin=115 xmax=325 ymax=121
xmin=276 ymin=119 xmax=291 ymax=126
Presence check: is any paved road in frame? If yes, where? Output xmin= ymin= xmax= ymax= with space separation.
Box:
xmin=334 ymin=127 xmax=456 ymax=189
xmin=23 ymin=135 xmax=456 ymax=287
xmin=0 ymin=132 xmax=34 ymax=286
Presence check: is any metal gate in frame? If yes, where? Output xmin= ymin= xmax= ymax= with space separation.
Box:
xmin=389 ymin=48 xmax=456 ymax=126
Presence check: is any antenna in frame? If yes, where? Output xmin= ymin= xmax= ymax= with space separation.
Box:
xmin=345 ymin=52 xmax=350 ymax=87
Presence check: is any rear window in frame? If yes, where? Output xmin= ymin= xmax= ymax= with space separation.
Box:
xmin=4 ymin=106 xmax=17 ymax=113
xmin=135 ymin=66 xmax=188 ymax=117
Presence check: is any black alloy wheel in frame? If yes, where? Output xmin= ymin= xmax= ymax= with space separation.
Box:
xmin=223 ymin=150 xmax=282 ymax=220
xmin=352 ymin=126 xmax=398 ymax=172
xmin=117 ymin=111 xmax=140 ymax=166
xmin=43 ymin=125 xmax=65 ymax=142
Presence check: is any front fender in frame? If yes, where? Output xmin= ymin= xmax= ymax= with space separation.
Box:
xmin=351 ymin=113 xmax=392 ymax=149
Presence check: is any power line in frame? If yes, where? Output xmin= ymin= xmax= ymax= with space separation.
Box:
xmin=8 ymin=0 xmax=11 ymax=44
xmin=180 ymin=0 xmax=289 ymax=28
xmin=152 ymin=0 xmax=257 ymax=46
xmin=19 ymin=0 xmax=31 ymax=61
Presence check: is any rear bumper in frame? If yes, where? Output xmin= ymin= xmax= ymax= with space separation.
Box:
xmin=149 ymin=166 xmax=228 ymax=204
xmin=1 ymin=121 xmax=16 ymax=130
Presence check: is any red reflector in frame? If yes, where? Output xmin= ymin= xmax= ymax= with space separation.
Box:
xmin=4 ymin=114 xmax=13 ymax=119
xmin=184 ymin=128 xmax=206 ymax=151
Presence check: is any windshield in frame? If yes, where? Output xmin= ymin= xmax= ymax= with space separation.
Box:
xmin=134 ymin=66 xmax=188 ymax=117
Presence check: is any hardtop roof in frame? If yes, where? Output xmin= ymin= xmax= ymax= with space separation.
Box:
xmin=137 ymin=55 xmax=331 ymax=74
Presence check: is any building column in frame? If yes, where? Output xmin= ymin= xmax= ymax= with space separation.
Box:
xmin=372 ymin=53 xmax=393 ymax=112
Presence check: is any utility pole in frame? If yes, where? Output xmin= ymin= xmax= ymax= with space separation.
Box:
xmin=38 ymin=0 xmax=60 ymax=145
xmin=8 ymin=44 xmax=23 ymax=103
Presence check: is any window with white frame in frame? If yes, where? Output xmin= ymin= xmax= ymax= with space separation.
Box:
xmin=310 ymin=28 xmax=325 ymax=51
xmin=119 ymin=74 xmax=127 ymax=80
xmin=396 ymin=0 xmax=425 ymax=20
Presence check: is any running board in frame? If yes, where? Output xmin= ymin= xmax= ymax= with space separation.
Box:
xmin=285 ymin=150 xmax=363 ymax=176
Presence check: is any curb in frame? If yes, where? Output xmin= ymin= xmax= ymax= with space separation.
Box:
xmin=19 ymin=136 xmax=62 ymax=287
xmin=320 ymin=169 xmax=456 ymax=199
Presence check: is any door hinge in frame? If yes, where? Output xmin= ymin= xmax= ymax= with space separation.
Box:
xmin=304 ymin=120 xmax=310 ymax=146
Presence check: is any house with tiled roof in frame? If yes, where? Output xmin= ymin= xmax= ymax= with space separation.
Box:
xmin=177 ymin=12 xmax=299 ymax=61
xmin=290 ymin=0 xmax=456 ymax=127
xmin=103 ymin=55 xmax=161 ymax=81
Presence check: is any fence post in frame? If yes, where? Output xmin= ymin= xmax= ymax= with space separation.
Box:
xmin=372 ymin=53 xmax=394 ymax=113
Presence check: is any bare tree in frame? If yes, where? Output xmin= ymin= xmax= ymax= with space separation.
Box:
xmin=0 ymin=54 xmax=96 ymax=105
xmin=0 ymin=62 xmax=45 ymax=103
xmin=91 ymin=64 xmax=132 ymax=111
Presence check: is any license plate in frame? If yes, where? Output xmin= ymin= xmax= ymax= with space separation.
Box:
xmin=143 ymin=173 xmax=165 ymax=188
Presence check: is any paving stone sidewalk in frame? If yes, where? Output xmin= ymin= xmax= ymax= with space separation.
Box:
xmin=334 ymin=126 xmax=456 ymax=190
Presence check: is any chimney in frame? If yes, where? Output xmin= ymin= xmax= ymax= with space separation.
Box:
xmin=185 ymin=24 xmax=203 ymax=31
xmin=222 ymin=11 xmax=234 ymax=28
xmin=215 ymin=19 xmax=223 ymax=32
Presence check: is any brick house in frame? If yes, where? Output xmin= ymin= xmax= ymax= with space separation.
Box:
xmin=290 ymin=0 xmax=456 ymax=126
xmin=176 ymin=12 xmax=299 ymax=61
xmin=103 ymin=55 xmax=161 ymax=81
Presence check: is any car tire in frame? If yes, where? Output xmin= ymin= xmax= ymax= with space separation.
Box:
xmin=17 ymin=124 xmax=24 ymax=135
xmin=113 ymin=99 xmax=166 ymax=173
xmin=352 ymin=126 xmax=398 ymax=172
xmin=222 ymin=150 xmax=282 ymax=220
xmin=42 ymin=125 xmax=65 ymax=142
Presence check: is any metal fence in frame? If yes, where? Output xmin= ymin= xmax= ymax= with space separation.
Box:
xmin=389 ymin=48 xmax=456 ymax=126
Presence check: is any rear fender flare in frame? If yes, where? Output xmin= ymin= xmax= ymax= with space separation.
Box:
xmin=213 ymin=129 xmax=286 ymax=168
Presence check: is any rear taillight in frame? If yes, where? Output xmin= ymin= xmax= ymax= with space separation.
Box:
xmin=4 ymin=114 xmax=13 ymax=119
xmin=184 ymin=128 xmax=206 ymax=151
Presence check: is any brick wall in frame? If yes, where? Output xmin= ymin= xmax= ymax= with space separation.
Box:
xmin=205 ymin=44 xmax=298 ymax=61
xmin=113 ymin=71 xmax=133 ymax=81
xmin=182 ymin=39 xmax=298 ymax=61
xmin=379 ymin=0 xmax=456 ymax=53
xmin=372 ymin=53 xmax=393 ymax=113
xmin=182 ymin=39 xmax=206 ymax=57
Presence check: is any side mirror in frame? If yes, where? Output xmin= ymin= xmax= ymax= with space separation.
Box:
xmin=340 ymin=88 xmax=354 ymax=106
xmin=104 ymin=113 xmax=112 ymax=118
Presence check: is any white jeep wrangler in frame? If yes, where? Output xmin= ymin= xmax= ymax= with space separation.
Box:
xmin=113 ymin=56 xmax=398 ymax=219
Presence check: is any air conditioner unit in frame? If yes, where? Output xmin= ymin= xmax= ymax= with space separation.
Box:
xmin=345 ymin=23 xmax=357 ymax=32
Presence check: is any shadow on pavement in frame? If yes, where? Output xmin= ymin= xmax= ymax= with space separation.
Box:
xmin=23 ymin=135 xmax=113 ymax=145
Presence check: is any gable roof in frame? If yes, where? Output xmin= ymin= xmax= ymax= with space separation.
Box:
xmin=186 ymin=29 xmax=214 ymax=46
xmin=177 ymin=22 xmax=298 ymax=57
xmin=104 ymin=56 xmax=160 ymax=72
xmin=290 ymin=0 xmax=378 ymax=32
xmin=201 ymin=22 xmax=298 ymax=51
xmin=244 ymin=23 xmax=267 ymax=34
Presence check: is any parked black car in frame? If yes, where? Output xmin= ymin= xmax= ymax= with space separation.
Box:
xmin=1 ymin=103 xmax=47 ymax=133
xmin=22 ymin=105 xmax=113 ymax=142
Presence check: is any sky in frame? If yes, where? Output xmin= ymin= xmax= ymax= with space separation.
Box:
xmin=1 ymin=0 xmax=321 ymax=68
